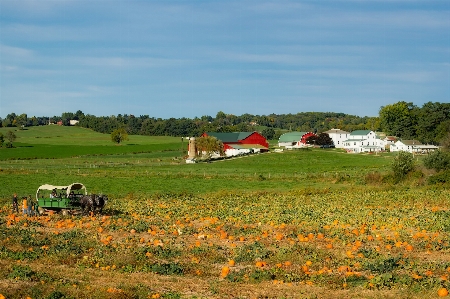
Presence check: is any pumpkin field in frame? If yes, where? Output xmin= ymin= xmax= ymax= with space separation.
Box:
xmin=1 ymin=126 xmax=450 ymax=299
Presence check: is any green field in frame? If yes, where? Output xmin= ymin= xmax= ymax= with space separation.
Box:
xmin=1 ymin=126 xmax=449 ymax=299
xmin=0 ymin=126 xmax=394 ymax=198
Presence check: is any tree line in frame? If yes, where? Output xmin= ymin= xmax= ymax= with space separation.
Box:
xmin=379 ymin=101 xmax=450 ymax=144
xmin=0 ymin=110 xmax=374 ymax=139
xmin=1 ymin=101 xmax=449 ymax=144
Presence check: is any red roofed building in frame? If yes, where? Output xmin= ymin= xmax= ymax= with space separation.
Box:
xmin=201 ymin=131 xmax=269 ymax=156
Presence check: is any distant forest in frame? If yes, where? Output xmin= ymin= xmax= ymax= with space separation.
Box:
xmin=1 ymin=101 xmax=449 ymax=144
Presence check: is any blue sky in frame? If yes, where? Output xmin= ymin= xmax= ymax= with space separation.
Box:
xmin=0 ymin=1 xmax=449 ymax=119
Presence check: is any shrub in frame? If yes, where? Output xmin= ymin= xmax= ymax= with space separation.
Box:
xmin=428 ymin=170 xmax=450 ymax=185
xmin=8 ymin=264 xmax=35 ymax=280
xmin=423 ymin=150 xmax=450 ymax=172
xmin=391 ymin=151 xmax=414 ymax=180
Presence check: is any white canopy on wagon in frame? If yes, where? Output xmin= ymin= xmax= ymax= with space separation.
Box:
xmin=36 ymin=183 xmax=87 ymax=199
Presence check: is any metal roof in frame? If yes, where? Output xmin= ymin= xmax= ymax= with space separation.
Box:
xmin=350 ymin=130 xmax=372 ymax=136
xmin=205 ymin=132 xmax=254 ymax=142
xmin=278 ymin=132 xmax=309 ymax=142
xmin=398 ymin=140 xmax=423 ymax=146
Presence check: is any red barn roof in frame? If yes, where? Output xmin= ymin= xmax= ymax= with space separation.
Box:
xmin=202 ymin=132 xmax=269 ymax=150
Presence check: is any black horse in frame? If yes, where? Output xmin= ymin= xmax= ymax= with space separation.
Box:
xmin=80 ymin=194 xmax=108 ymax=214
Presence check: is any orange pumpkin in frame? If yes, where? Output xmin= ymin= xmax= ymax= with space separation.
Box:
xmin=438 ymin=288 xmax=449 ymax=297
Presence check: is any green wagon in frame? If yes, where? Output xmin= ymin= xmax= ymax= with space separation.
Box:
xmin=36 ymin=183 xmax=87 ymax=215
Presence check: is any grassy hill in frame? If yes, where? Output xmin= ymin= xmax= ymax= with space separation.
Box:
xmin=0 ymin=125 xmax=182 ymax=160
xmin=0 ymin=125 xmax=180 ymax=146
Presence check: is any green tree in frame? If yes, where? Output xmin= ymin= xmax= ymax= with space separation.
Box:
xmin=316 ymin=133 xmax=334 ymax=146
xmin=16 ymin=113 xmax=28 ymax=129
xmin=365 ymin=117 xmax=381 ymax=132
xmin=304 ymin=135 xmax=317 ymax=145
xmin=379 ymin=101 xmax=417 ymax=139
xmin=111 ymin=128 xmax=129 ymax=144
xmin=61 ymin=112 xmax=75 ymax=126
xmin=423 ymin=150 xmax=450 ymax=172
xmin=435 ymin=120 xmax=450 ymax=145
xmin=195 ymin=136 xmax=224 ymax=159
xmin=391 ymin=151 xmax=415 ymax=180
xmin=0 ymin=132 xmax=4 ymax=147
xmin=74 ymin=110 xmax=84 ymax=120
xmin=5 ymin=130 xmax=16 ymax=147
xmin=6 ymin=130 xmax=16 ymax=143
xmin=261 ymin=127 xmax=275 ymax=140
xmin=415 ymin=102 xmax=450 ymax=144
xmin=440 ymin=132 xmax=450 ymax=151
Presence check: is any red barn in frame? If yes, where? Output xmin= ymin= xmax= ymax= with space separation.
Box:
xmin=201 ymin=132 xmax=269 ymax=154
xmin=278 ymin=131 xmax=317 ymax=147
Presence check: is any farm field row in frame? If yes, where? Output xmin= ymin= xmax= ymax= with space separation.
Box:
xmin=1 ymin=189 xmax=450 ymax=298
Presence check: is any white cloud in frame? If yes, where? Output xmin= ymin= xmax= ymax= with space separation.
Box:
xmin=0 ymin=44 xmax=34 ymax=58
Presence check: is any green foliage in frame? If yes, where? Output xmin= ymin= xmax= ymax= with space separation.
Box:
xmin=379 ymin=101 xmax=417 ymax=139
xmin=194 ymin=136 xmax=224 ymax=159
xmin=316 ymin=132 xmax=334 ymax=146
xmin=423 ymin=150 xmax=450 ymax=171
xmin=248 ymin=269 xmax=275 ymax=282
xmin=440 ymin=132 xmax=450 ymax=151
xmin=428 ymin=170 xmax=450 ymax=185
xmin=146 ymin=262 xmax=184 ymax=275
xmin=161 ymin=292 xmax=182 ymax=299
xmin=234 ymin=242 xmax=273 ymax=262
xmin=146 ymin=246 xmax=181 ymax=259
xmin=363 ymin=257 xmax=401 ymax=274
xmin=8 ymin=264 xmax=35 ymax=280
xmin=0 ymin=132 xmax=3 ymax=147
xmin=391 ymin=151 xmax=414 ymax=180
xmin=45 ymin=291 xmax=67 ymax=299
xmin=5 ymin=130 xmax=17 ymax=143
xmin=260 ymin=127 xmax=275 ymax=140
xmin=415 ymin=102 xmax=450 ymax=144
xmin=379 ymin=101 xmax=450 ymax=144
xmin=3 ymin=109 xmax=377 ymax=138
xmin=305 ymin=135 xmax=318 ymax=145
xmin=111 ymin=127 xmax=129 ymax=144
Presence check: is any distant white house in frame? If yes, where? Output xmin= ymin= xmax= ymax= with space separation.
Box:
xmin=342 ymin=130 xmax=384 ymax=153
xmin=390 ymin=140 xmax=439 ymax=153
xmin=323 ymin=128 xmax=350 ymax=148
xmin=69 ymin=120 xmax=79 ymax=126
xmin=382 ymin=136 xmax=397 ymax=150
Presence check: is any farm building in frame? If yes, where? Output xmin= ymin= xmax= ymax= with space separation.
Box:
xmin=323 ymin=128 xmax=349 ymax=148
xmin=202 ymin=132 xmax=269 ymax=157
xmin=342 ymin=130 xmax=384 ymax=153
xmin=390 ymin=140 xmax=439 ymax=153
xmin=278 ymin=132 xmax=317 ymax=148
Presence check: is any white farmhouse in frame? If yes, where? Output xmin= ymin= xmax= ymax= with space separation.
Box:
xmin=390 ymin=140 xmax=439 ymax=153
xmin=342 ymin=130 xmax=384 ymax=153
xmin=323 ymin=128 xmax=350 ymax=148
